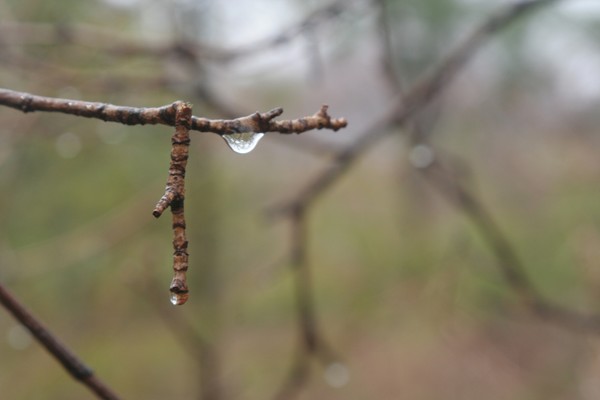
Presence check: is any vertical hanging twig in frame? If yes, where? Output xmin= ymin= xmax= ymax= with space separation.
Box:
xmin=0 ymin=282 xmax=121 ymax=400
xmin=272 ymin=205 xmax=339 ymax=400
xmin=153 ymin=101 xmax=192 ymax=305
xmin=290 ymin=206 xmax=320 ymax=355
xmin=273 ymin=206 xmax=312 ymax=400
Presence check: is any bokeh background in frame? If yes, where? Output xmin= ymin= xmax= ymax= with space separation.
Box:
xmin=2 ymin=0 xmax=600 ymax=399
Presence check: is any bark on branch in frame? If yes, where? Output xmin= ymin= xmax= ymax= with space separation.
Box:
xmin=152 ymin=102 xmax=193 ymax=306
xmin=0 ymin=88 xmax=347 ymax=135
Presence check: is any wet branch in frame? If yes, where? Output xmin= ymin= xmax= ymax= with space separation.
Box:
xmin=0 ymin=88 xmax=347 ymax=136
xmin=153 ymin=102 xmax=192 ymax=305
xmin=0 ymin=1 xmax=348 ymax=62
xmin=0 ymin=88 xmax=346 ymax=306
xmin=0 ymin=88 xmax=347 ymax=309
xmin=0 ymin=281 xmax=121 ymax=400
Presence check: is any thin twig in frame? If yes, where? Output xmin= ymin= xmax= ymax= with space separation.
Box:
xmin=0 ymin=88 xmax=347 ymax=135
xmin=272 ymin=352 xmax=311 ymax=400
xmin=375 ymin=0 xmax=600 ymax=334
xmin=272 ymin=207 xmax=338 ymax=399
xmin=290 ymin=206 xmax=335 ymax=358
xmin=152 ymin=102 xmax=193 ymax=305
xmin=0 ymin=281 xmax=121 ymax=400
xmin=375 ymin=0 xmax=403 ymax=94
xmin=420 ymin=155 xmax=600 ymax=333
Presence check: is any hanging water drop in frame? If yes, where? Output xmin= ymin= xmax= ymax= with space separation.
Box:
xmin=222 ymin=132 xmax=265 ymax=154
xmin=170 ymin=291 xmax=189 ymax=306
xmin=324 ymin=362 xmax=350 ymax=388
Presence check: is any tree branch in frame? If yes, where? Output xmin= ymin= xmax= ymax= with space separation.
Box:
xmin=271 ymin=0 xmax=556 ymax=215
xmin=0 ymin=281 xmax=121 ymax=400
xmin=0 ymin=88 xmax=347 ymax=135
xmin=375 ymin=0 xmax=600 ymax=335
xmin=271 ymin=206 xmax=339 ymax=399
xmin=420 ymin=152 xmax=600 ymax=334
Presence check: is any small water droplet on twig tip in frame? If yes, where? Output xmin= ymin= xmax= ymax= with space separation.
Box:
xmin=170 ymin=292 xmax=189 ymax=306
xmin=324 ymin=362 xmax=350 ymax=388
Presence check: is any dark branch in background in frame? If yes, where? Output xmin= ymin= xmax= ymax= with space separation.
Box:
xmin=273 ymin=208 xmax=312 ymax=400
xmin=0 ymin=88 xmax=347 ymax=136
xmin=0 ymin=281 xmax=121 ymax=400
xmin=272 ymin=0 xmax=556 ymax=216
xmin=141 ymin=275 xmax=221 ymax=399
xmin=266 ymin=1 xmax=560 ymax=397
xmin=423 ymin=158 xmax=537 ymax=300
xmin=272 ymin=206 xmax=338 ymax=400
xmin=374 ymin=0 xmax=600 ymax=335
xmin=0 ymin=1 xmax=360 ymax=100
xmin=419 ymin=154 xmax=600 ymax=333
xmin=401 ymin=0 xmax=558 ymax=118
xmin=226 ymin=0 xmax=347 ymax=61
xmin=375 ymin=0 xmax=403 ymax=94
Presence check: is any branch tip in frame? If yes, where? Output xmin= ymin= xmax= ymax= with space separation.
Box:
xmin=264 ymin=107 xmax=284 ymax=120
xmin=317 ymin=104 xmax=329 ymax=116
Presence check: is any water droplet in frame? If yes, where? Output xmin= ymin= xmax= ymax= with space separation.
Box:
xmin=170 ymin=291 xmax=189 ymax=306
xmin=6 ymin=325 xmax=32 ymax=350
xmin=57 ymin=86 xmax=81 ymax=100
xmin=96 ymin=122 xmax=128 ymax=145
xmin=222 ymin=132 xmax=264 ymax=154
xmin=55 ymin=132 xmax=82 ymax=158
xmin=324 ymin=362 xmax=350 ymax=388
xmin=409 ymin=144 xmax=434 ymax=169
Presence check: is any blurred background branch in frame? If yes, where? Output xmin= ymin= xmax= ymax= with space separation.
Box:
xmin=0 ymin=281 xmax=121 ymax=400
xmin=2 ymin=0 xmax=600 ymax=399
